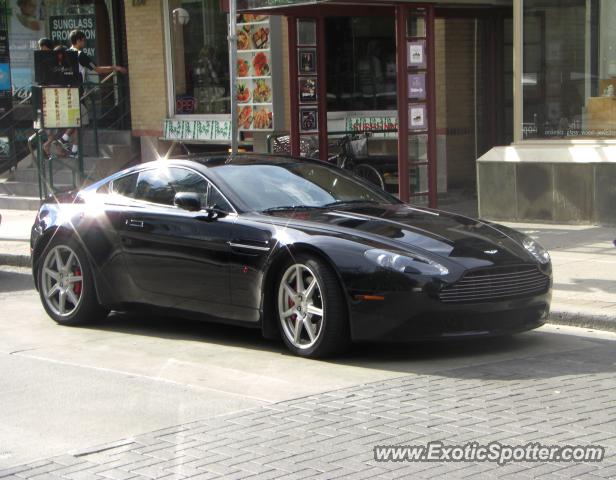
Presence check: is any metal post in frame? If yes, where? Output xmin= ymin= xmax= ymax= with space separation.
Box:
xmin=77 ymin=128 xmax=84 ymax=186
xmin=228 ymin=0 xmax=238 ymax=153
xmin=36 ymin=132 xmax=45 ymax=199
xmin=91 ymin=94 xmax=99 ymax=157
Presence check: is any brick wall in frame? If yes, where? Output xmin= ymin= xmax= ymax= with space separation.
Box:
xmin=124 ymin=1 xmax=168 ymax=137
xmin=441 ymin=18 xmax=478 ymax=190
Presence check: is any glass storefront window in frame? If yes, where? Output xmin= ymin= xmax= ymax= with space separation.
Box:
xmin=325 ymin=17 xmax=397 ymax=112
xmin=522 ymin=0 xmax=616 ymax=139
xmin=168 ymin=0 xmax=229 ymax=115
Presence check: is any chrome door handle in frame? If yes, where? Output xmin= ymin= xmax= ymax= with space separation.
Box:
xmin=126 ymin=219 xmax=144 ymax=228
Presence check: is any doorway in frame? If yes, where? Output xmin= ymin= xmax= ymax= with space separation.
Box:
xmin=434 ymin=9 xmax=513 ymax=215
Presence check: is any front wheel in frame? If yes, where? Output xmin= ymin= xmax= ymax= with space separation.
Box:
xmin=38 ymin=237 xmax=108 ymax=326
xmin=276 ymin=255 xmax=350 ymax=358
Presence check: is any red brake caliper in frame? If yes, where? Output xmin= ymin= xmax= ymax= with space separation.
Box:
xmin=73 ymin=267 xmax=82 ymax=296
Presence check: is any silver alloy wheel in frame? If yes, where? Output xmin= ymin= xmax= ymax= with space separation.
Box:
xmin=278 ymin=263 xmax=325 ymax=350
xmin=41 ymin=245 xmax=84 ymax=318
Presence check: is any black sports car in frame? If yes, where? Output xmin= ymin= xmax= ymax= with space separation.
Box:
xmin=31 ymin=155 xmax=552 ymax=358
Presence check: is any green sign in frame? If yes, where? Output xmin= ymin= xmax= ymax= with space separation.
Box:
xmin=164 ymin=119 xmax=231 ymax=142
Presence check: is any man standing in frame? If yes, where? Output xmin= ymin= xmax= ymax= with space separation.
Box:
xmin=58 ymin=29 xmax=127 ymax=157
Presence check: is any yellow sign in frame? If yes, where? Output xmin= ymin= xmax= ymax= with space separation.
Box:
xmin=42 ymin=87 xmax=81 ymax=128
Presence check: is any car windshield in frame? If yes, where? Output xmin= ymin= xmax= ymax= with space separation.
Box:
xmin=213 ymin=162 xmax=397 ymax=212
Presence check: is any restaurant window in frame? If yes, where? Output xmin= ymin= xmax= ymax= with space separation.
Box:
xmin=522 ymin=0 xmax=616 ymax=139
xmin=168 ymin=0 xmax=230 ymax=115
xmin=325 ymin=17 xmax=397 ymax=112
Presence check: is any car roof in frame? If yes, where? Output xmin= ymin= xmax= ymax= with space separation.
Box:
xmin=184 ymin=153 xmax=322 ymax=169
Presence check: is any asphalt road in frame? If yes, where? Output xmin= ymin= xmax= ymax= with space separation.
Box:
xmin=1 ymin=265 xmax=615 ymax=474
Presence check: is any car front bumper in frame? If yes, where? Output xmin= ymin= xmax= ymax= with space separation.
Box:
xmin=348 ymin=290 xmax=551 ymax=342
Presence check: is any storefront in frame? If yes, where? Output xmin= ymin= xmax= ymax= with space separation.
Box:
xmin=144 ymin=0 xmax=616 ymax=223
xmin=3 ymin=0 xmax=129 ymax=162
xmin=162 ymin=0 xmax=285 ymax=148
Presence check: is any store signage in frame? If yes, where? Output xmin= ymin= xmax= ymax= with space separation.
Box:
xmin=164 ymin=119 xmax=231 ymax=141
xmin=49 ymin=15 xmax=97 ymax=59
xmin=345 ymin=116 xmax=398 ymax=135
xmin=236 ymin=14 xmax=273 ymax=131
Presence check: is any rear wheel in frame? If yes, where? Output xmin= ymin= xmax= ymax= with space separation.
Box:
xmin=38 ymin=237 xmax=108 ymax=326
xmin=276 ymin=255 xmax=349 ymax=358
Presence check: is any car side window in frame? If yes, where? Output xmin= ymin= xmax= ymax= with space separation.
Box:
xmin=112 ymin=166 xmax=232 ymax=211
xmin=133 ymin=167 xmax=209 ymax=207
xmin=112 ymin=173 xmax=138 ymax=198
xmin=207 ymin=185 xmax=233 ymax=212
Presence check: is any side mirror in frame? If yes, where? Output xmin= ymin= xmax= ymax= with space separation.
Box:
xmin=174 ymin=192 xmax=201 ymax=212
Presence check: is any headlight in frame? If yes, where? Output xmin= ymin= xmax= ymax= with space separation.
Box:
xmin=364 ymin=249 xmax=449 ymax=276
xmin=522 ymin=237 xmax=550 ymax=264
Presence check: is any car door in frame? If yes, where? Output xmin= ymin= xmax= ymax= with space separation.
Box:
xmin=113 ymin=166 xmax=233 ymax=314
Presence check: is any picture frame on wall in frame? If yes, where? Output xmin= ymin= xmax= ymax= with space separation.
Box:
xmin=297 ymin=18 xmax=317 ymax=46
xmin=298 ymin=48 xmax=317 ymax=75
xmin=298 ymin=77 xmax=317 ymax=103
xmin=408 ymin=103 xmax=427 ymax=131
xmin=408 ymin=73 xmax=426 ymax=100
xmin=407 ymin=40 xmax=426 ymax=69
xmin=299 ymin=107 xmax=318 ymax=132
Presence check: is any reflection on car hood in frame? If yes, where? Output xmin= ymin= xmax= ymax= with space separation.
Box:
xmin=261 ymin=203 xmax=534 ymax=269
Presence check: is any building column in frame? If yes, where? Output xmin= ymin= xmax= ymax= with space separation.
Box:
xmin=513 ymin=0 xmax=523 ymax=143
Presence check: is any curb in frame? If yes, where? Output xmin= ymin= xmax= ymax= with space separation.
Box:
xmin=547 ymin=310 xmax=616 ymax=333
xmin=0 ymin=253 xmax=31 ymax=268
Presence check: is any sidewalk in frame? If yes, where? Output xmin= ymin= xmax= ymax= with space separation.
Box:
xmin=0 ymin=209 xmax=33 ymax=267
xmin=1 ymin=209 xmax=614 ymax=331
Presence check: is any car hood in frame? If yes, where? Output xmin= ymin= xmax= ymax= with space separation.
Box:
xmin=261 ymin=203 xmax=535 ymax=269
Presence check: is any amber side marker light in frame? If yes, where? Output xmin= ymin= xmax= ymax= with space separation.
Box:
xmin=354 ymin=294 xmax=385 ymax=301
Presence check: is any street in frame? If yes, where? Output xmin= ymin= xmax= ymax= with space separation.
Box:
xmin=1 ymin=264 xmax=615 ymax=478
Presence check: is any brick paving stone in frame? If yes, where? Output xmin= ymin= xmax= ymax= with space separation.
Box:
xmin=98 ymin=468 xmax=139 ymax=480
xmin=3 ymin=344 xmax=616 ymax=479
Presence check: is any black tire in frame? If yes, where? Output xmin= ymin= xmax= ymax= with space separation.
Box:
xmin=37 ymin=235 xmax=109 ymax=326
xmin=276 ymin=254 xmax=350 ymax=358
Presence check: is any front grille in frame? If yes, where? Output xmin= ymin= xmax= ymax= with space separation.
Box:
xmin=439 ymin=265 xmax=550 ymax=304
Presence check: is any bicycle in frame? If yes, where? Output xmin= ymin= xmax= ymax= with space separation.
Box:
xmin=327 ymin=133 xmax=392 ymax=191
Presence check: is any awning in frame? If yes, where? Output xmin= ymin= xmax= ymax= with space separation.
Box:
xmin=238 ymin=0 xmax=326 ymax=11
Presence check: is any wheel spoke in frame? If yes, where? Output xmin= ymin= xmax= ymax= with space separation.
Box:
xmin=46 ymin=283 xmax=59 ymax=299
xmin=281 ymin=307 xmax=295 ymax=319
xmin=304 ymin=278 xmax=317 ymax=300
xmin=58 ymin=290 xmax=67 ymax=314
xmin=303 ymin=317 xmax=316 ymax=342
xmin=295 ymin=266 xmax=304 ymax=293
xmin=65 ymin=252 xmax=75 ymax=270
xmin=68 ymin=275 xmax=83 ymax=284
xmin=66 ymin=288 xmax=79 ymax=306
xmin=44 ymin=268 xmax=59 ymax=281
xmin=306 ymin=305 xmax=323 ymax=317
xmin=54 ymin=248 xmax=64 ymax=271
xmin=293 ymin=317 xmax=302 ymax=344
xmin=283 ymin=282 xmax=297 ymax=300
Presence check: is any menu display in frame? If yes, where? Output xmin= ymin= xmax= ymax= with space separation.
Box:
xmin=236 ymin=14 xmax=273 ymax=131
xmin=42 ymin=87 xmax=81 ymax=128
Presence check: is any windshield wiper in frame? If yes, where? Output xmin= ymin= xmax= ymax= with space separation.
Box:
xmin=261 ymin=205 xmax=325 ymax=213
xmin=322 ymin=199 xmax=379 ymax=208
